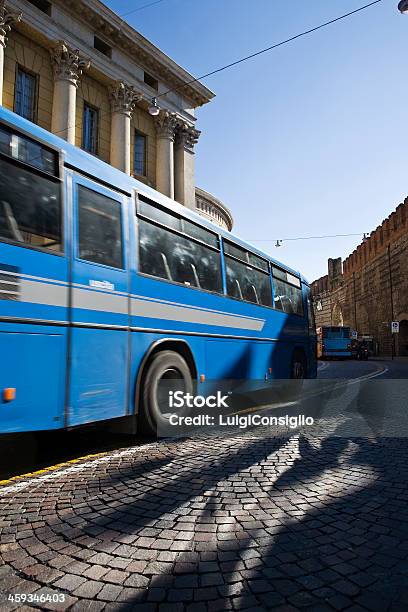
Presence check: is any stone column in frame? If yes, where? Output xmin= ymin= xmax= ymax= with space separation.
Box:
xmin=155 ymin=111 xmax=178 ymax=199
xmin=109 ymin=81 xmax=141 ymax=175
xmin=50 ymin=40 xmax=90 ymax=144
xmin=0 ymin=1 xmax=21 ymax=105
xmin=174 ymin=123 xmax=200 ymax=209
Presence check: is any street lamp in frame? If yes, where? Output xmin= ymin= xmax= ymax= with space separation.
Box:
xmin=398 ymin=0 xmax=408 ymax=14
xmin=148 ymin=97 xmax=160 ymax=116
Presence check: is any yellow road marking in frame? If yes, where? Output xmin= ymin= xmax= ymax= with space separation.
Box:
xmin=0 ymin=450 xmax=110 ymax=487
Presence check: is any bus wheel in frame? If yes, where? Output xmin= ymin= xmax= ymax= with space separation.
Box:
xmin=279 ymin=351 xmax=306 ymax=403
xmin=140 ymin=351 xmax=193 ymax=437
xmin=292 ymin=351 xmax=307 ymax=380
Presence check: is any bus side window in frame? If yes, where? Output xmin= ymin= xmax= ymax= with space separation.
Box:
xmin=273 ymin=277 xmax=303 ymax=316
xmin=170 ymin=234 xmax=222 ymax=292
xmin=225 ymin=256 xmax=271 ymax=306
xmin=139 ymin=219 xmax=172 ymax=280
xmin=77 ymin=186 xmax=123 ymax=269
xmin=138 ymin=217 xmax=222 ymax=293
xmin=0 ymin=128 xmax=61 ymax=251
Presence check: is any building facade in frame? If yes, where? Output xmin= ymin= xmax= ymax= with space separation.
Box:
xmin=0 ymin=0 xmax=219 ymax=214
xmin=311 ymin=198 xmax=408 ymax=357
xmin=195 ymin=187 xmax=233 ymax=231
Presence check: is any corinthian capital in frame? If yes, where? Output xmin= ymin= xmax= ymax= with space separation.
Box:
xmin=0 ymin=1 xmax=22 ymax=46
xmin=50 ymin=40 xmax=90 ymax=86
xmin=109 ymin=81 xmax=142 ymax=116
xmin=175 ymin=122 xmax=201 ymax=152
xmin=155 ymin=111 xmax=178 ymax=140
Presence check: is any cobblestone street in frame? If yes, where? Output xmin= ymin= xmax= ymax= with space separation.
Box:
xmin=1 ymin=427 xmax=408 ymax=611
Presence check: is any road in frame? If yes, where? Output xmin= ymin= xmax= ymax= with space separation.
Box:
xmin=317 ymin=358 xmax=407 ymax=379
xmin=0 ymin=359 xmax=407 ymax=611
xmin=1 ymin=357 xmax=404 ymax=481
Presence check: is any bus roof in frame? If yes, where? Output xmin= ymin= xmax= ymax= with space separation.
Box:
xmin=0 ymin=107 xmax=306 ymax=283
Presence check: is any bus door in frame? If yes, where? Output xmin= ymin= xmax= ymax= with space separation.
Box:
xmin=0 ymin=122 xmax=68 ymax=432
xmin=68 ymin=173 xmax=129 ymax=427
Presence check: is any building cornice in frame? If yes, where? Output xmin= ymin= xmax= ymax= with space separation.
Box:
xmin=57 ymin=0 xmax=214 ymax=108
xmin=9 ymin=0 xmax=211 ymax=122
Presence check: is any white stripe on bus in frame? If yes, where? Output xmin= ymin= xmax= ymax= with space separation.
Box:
xmin=72 ymin=287 xmax=128 ymax=314
xmin=20 ymin=279 xmax=68 ymax=308
xmin=5 ymin=276 xmax=266 ymax=331
xmin=131 ymin=298 xmax=265 ymax=331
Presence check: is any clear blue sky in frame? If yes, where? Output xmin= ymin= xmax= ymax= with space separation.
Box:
xmin=105 ymin=0 xmax=407 ymax=281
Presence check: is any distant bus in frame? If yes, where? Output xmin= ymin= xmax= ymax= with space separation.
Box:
xmin=317 ymin=326 xmax=354 ymax=359
xmin=0 ymin=107 xmax=317 ymax=438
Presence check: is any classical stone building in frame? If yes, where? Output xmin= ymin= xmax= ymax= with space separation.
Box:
xmin=0 ymin=0 xmax=233 ymax=228
xmin=195 ymin=187 xmax=233 ymax=231
xmin=311 ymin=198 xmax=408 ymax=357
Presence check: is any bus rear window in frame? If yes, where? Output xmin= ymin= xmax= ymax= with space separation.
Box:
xmin=323 ymin=327 xmax=350 ymax=339
xmin=0 ymin=156 xmax=61 ymax=251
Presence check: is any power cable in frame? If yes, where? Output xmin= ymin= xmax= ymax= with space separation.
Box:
xmin=251 ymin=233 xmax=368 ymax=242
xmin=157 ymin=0 xmax=383 ymax=99
xmin=249 ymin=233 xmax=371 ymax=248
xmin=33 ymin=1 xmax=384 ymax=139
xmin=119 ymin=0 xmax=169 ymax=18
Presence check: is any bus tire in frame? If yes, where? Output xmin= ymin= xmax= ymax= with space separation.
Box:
xmin=292 ymin=350 xmax=307 ymax=380
xmin=140 ymin=350 xmax=193 ymax=437
xmin=279 ymin=350 xmax=307 ymax=403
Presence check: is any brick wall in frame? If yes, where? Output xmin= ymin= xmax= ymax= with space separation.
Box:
xmin=311 ymin=198 xmax=408 ymax=357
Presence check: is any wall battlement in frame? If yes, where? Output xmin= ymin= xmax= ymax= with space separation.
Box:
xmin=343 ymin=198 xmax=408 ymax=277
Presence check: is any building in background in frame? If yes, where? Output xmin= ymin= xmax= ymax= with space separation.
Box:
xmin=0 ymin=0 xmax=233 ymax=227
xmin=311 ymin=198 xmax=408 ymax=357
xmin=195 ymin=187 xmax=233 ymax=231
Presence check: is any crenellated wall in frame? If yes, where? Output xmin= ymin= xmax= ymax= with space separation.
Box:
xmin=343 ymin=198 xmax=408 ymax=277
xmin=311 ymin=198 xmax=408 ymax=357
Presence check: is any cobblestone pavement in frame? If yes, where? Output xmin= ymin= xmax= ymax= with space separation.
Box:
xmin=1 ymin=430 xmax=408 ymax=612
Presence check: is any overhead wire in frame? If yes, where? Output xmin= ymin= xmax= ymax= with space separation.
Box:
xmin=35 ymin=1 xmax=384 ymax=140
xmin=250 ymin=233 xmax=369 ymax=243
xmin=119 ymin=0 xmax=169 ymax=18
xmin=157 ymin=0 xmax=383 ymax=99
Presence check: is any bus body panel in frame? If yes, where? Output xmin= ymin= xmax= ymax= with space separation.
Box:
xmin=129 ymin=275 xmax=311 ymax=383
xmin=67 ymin=173 xmax=131 ymax=427
xmin=0 ymin=245 xmax=69 ymax=325
xmin=0 ymin=323 xmax=66 ymax=432
xmin=68 ymin=327 xmax=128 ymax=426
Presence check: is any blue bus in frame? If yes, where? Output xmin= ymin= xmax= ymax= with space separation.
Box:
xmin=317 ymin=326 xmax=354 ymax=359
xmin=0 ymin=106 xmax=316 ymax=439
